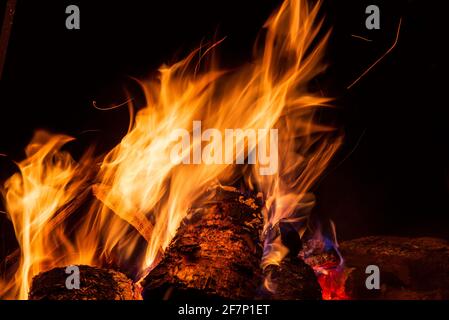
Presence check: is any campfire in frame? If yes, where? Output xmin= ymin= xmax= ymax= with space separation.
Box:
xmin=1 ymin=0 xmax=448 ymax=301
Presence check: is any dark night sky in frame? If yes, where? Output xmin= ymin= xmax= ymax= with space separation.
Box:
xmin=0 ymin=0 xmax=448 ymax=252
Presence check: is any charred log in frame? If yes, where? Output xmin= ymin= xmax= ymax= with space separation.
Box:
xmin=257 ymin=222 xmax=322 ymax=300
xmin=258 ymin=256 xmax=322 ymax=300
xmin=340 ymin=236 xmax=449 ymax=300
xmin=29 ymin=265 xmax=141 ymax=300
xmin=141 ymin=186 xmax=264 ymax=300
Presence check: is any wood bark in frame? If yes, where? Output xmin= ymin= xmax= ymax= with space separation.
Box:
xmin=257 ymin=222 xmax=322 ymax=300
xmin=257 ymin=256 xmax=322 ymax=300
xmin=340 ymin=236 xmax=449 ymax=299
xmin=29 ymin=265 xmax=141 ymax=300
xmin=141 ymin=186 xmax=264 ymax=300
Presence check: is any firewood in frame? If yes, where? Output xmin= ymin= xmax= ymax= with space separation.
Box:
xmin=257 ymin=256 xmax=322 ymax=300
xmin=340 ymin=236 xmax=449 ymax=299
xmin=29 ymin=265 xmax=141 ymax=300
xmin=141 ymin=186 xmax=264 ymax=300
xmin=257 ymin=222 xmax=322 ymax=300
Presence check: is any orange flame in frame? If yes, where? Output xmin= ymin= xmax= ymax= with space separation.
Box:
xmin=0 ymin=132 xmax=95 ymax=299
xmin=1 ymin=0 xmax=341 ymax=299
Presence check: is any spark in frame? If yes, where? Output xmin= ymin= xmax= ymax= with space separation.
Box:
xmin=350 ymin=34 xmax=372 ymax=42
xmin=195 ymin=37 xmax=227 ymax=75
xmin=0 ymin=0 xmax=17 ymax=79
xmin=347 ymin=18 xmax=402 ymax=90
xmin=92 ymin=98 xmax=133 ymax=111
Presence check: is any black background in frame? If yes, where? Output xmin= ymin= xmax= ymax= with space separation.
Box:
xmin=0 ymin=300 xmax=447 ymax=319
xmin=0 ymin=0 xmax=448 ymax=254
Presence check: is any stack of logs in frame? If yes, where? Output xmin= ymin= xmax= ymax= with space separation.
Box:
xmin=28 ymin=186 xmax=322 ymax=300
xmin=25 ymin=186 xmax=449 ymax=300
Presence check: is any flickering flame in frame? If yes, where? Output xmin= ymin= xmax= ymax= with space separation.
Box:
xmin=1 ymin=0 xmax=341 ymax=299
xmin=0 ymin=132 xmax=95 ymax=299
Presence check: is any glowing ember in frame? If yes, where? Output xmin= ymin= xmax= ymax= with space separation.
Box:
xmin=315 ymin=267 xmax=350 ymax=300
xmin=301 ymin=222 xmax=350 ymax=300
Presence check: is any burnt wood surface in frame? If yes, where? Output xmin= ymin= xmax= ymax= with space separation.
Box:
xmin=141 ymin=186 xmax=264 ymax=300
xmin=340 ymin=236 xmax=449 ymax=299
xmin=257 ymin=255 xmax=322 ymax=300
xmin=257 ymin=222 xmax=323 ymax=300
xmin=29 ymin=265 xmax=141 ymax=300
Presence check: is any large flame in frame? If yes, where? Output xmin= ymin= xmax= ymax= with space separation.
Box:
xmin=1 ymin=0 xmax=342 ymax=299
xmin=0 ymin=132 xmax=95 ymax=299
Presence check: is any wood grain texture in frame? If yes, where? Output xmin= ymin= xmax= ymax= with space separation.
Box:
xmin=29 ymin=265 xmax=141 ymax=300
xmin=142 ymin=186 xmax=264 ymax=300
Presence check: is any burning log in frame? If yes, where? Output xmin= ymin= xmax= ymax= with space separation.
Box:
xmin=258 ymin=256 xmax=322 ymax=300
xmin=141 ymin=186 xmax=264 ymax=300
xmin=29 ymin=265 xmax=141 ymax=300
xmin=340 ymin=236 xmax=449 ymax=300
xmin=299 ymin=237 xmax=348 ymax=300
xmin=257 ymin=222 xmax=322 ymax=300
